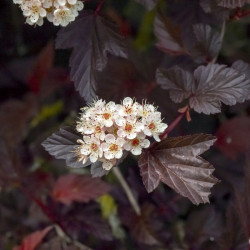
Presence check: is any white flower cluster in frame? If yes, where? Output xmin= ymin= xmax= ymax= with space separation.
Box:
xmin=13 ymin=0 xmax=84 ymax=26
xmin=76 ymin=98 xmax=168 ymax=171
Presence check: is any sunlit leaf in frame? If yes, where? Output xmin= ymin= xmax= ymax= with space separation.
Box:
xmin=138 ymin=134 xmax=218 ymax=205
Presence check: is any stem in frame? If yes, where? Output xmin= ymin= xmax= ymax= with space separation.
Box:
xmin=211 ymin=21 xmax=226 ymax=64
xmin=112 ymin=167 xmax=141 ymax=216
xmin=95 ymin=0 xmax=106 ymax=15
xmin=160 ymin=112 xmax=185 ymax=140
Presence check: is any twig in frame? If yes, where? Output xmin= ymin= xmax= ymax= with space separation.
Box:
xmin=160 ymin=111 xmax=186 ymax=140
xmin=211 ymin=21 xmax=226 ymax=64
xmin=112 ymin=167 xmax=141 ymax=215
xmin=95 ymin=0 xmax=106 ymax=15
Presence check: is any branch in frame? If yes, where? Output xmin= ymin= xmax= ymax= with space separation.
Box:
xmin=112 ymin=167 xmax=141 ymax=215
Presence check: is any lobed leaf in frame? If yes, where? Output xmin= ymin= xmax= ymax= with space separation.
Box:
xmin=52 ymin=174 xmax=111 ymax=205
xmin=192 ymin=23 xmax=222 ymax=63
xmin=154 ymin=10 xmax=187 ymax=55
xmin=157 ymin=63 xmax=250 ymax=115
xmin=41 ymin=126 xmax=90 ymax=168
xmin=138 ymin=134 xmax=218 ymax=205
xmin=56 ymin=11 xmax=127 ymax=102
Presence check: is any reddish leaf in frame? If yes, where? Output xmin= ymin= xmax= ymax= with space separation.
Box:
xmin=27 ymin=41 xmax=55 ymax=93
xmin=215 ymin=117 xmax=250 ymax=159
xmin=52 ymin=174 xmax=111 ymax=205
xmin=56 ymin=11 xmax=127 ymax=102
xmin=138 ymin=134 xmax=218 ymax=205
xmin=217 ymin=0 xmax=250 ymax=8
xmin=154 ymin=10 xmax=188 ymax=55
xmin=157 ymin=63 xmax=250 ymax=115
xmin=14 ymin=226 xmax=52 ymax=250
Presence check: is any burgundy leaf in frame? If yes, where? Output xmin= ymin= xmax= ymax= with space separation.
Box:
xmin=14 ymin=226 xmax=52 ymax=250
xmin=215 ymin=116 xmax=250 ymax=159
xmin=52 ymin=174 xmax=111 ymax=205
xmin=157 ymin=63 xmax=250 ymax=115
xmin=27 ymin=41 xmax=54 ymax=94
xmin=217 ymin=0 xmax=250 ymax=8
xmin=185 ymin=207 xmax=223 ymax=246
xmin=192 ymin=23 xmax=222 ymax=63
xmin=232 ymin=60 xmax=250 ymax=79
xmin=56 ymin=11 xmax=127 ymax=102
xmin=234 ymin=154 xmax=250 ymax=240
xmin=64 ymin=204 xmax=113 ymax=241
xmin=134 ymin=0 xmax=157 ymax=10
xmin=138 ymin=134 xmax=218 ymax=205
xmin=219 ymin=205 xmax=249 ymax=250
xmin=154 ymin=10 xmax=187 ymax=55
xmin=0 ymin=94 xmax=37 ymax=148
xmin=41 ymin=127 xmax=90 ymax=168
xmin=121 ymin=203 xmax=162 ymax=245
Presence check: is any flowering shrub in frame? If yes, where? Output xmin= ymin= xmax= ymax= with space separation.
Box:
xmin=1 ymin=0 xmax=250 ymax=249
xmin=75 ymin=98 xmax=167 ymax=170
xmin=13 ymin=0 xmax=84 ymax=26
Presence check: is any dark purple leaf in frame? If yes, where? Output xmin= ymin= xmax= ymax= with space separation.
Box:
xmin=138 ymin=134 xmax=218 ymax=205
xmin=41 ymin=127 xmax=90 ymax=168
xmin=157 ymin=63 xmax=250 ymax=114
xmin=134 ymin=0 xmax=157 ymax=10
xmin=52 ymin=174 xmax=111 ymax=205
xmin=154 ymin=10 xmax=188 ymax=55
xmin=232 ymin=60 xmax=250 ymax=79
xmin=185 ymin=207 xmax=223 ymax=246
xmin=217 ymin=0 xmax=250 ymax=8
xmin=121 ymin=203 xmax=162 ymax=245
xmin=56 ymin=11 xmax=127 ymax=102
xmin=192 ymin=23 xmax=222 ymax=63
xmin=65 ymin=204 xmax=113 ymax=241
xmin=234 ymin=154 xmax=250 ymax=240
xmin=219 ymin=205 xmax=249 ymax=250
xmin=91 ymin=161 xmax=110 ymax=177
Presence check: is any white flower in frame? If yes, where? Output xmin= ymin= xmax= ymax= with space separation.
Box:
xmin=100 ymin=158 xmax=116 ymax=170
xmin=53 ymin=6 xmax=75 ymax=26
xmin=116 ymin=97 xmax=140 ymax=117
xmin=13 ymin=0 xmax=23 ymax=4
xmin=117 ymin=116 xmax=144 ymax=139
xmin=124 ymin=133 xmax=150 ymax=155
xmin=78 ymin=136 xmax=103 ymax=163
xmin=144 ymin=118 xmax=168 ymax=142
xmin=96 ymin=101 xmax=118 ymax=127
xmin=102 ymin=134 xmax=125 ymax=160
xmin=21 ymin=0 xmax=46 ymax=24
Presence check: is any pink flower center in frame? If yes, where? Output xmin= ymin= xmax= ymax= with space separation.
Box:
xmin=125 ymin=123 xmax=133 ymax=132
xmin=109 ymin=144 xmax=118 ymax=151
xmin=131 ymin=138 xmax=139 ymax=147
xmin=103 ymin=113 xmax=111 ymax=120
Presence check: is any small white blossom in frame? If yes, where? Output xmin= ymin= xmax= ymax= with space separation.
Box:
xmin=78 ymin=136 xmax=103 ymax=163
xmin=101 ymin=134 xmax=125 ymax=160
xmin=124 ymin=133 xmax=150 ymax=155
